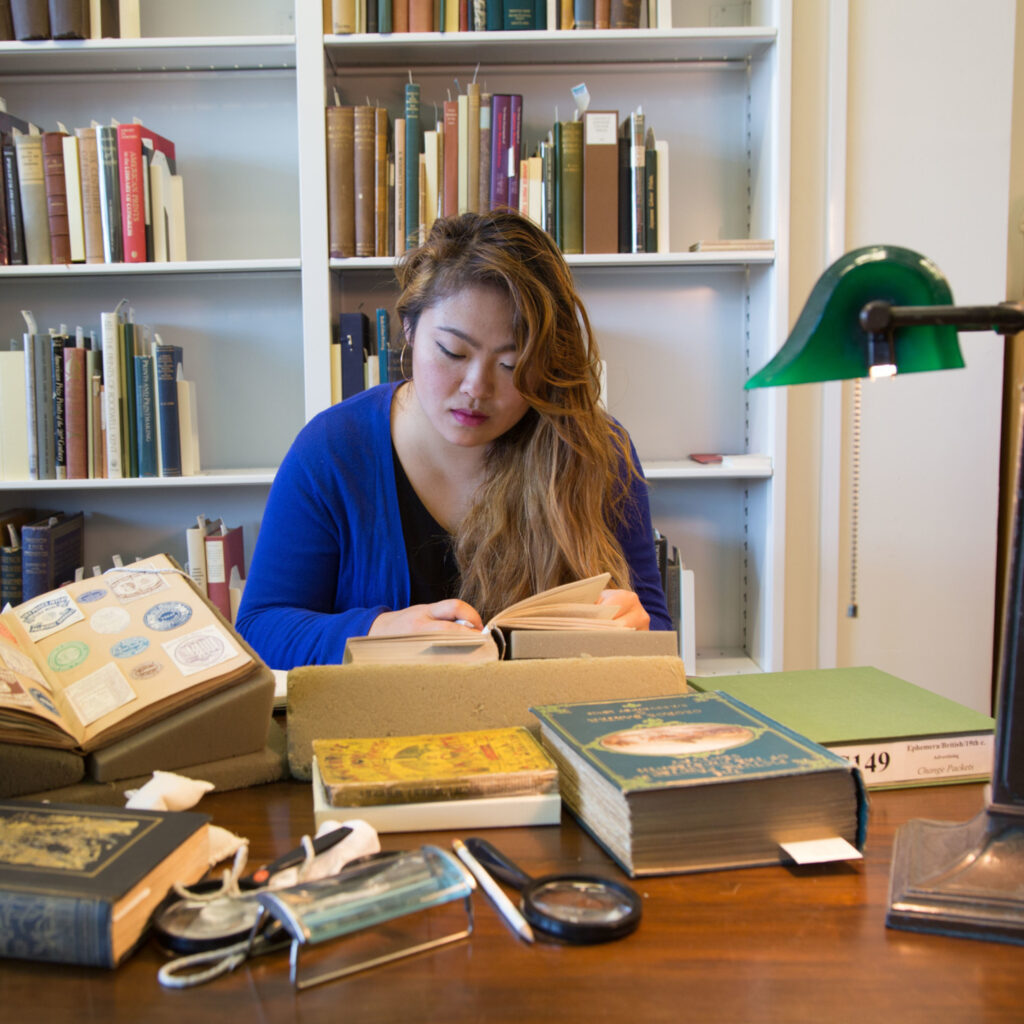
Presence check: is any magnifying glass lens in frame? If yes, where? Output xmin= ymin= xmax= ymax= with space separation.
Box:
xmin=530 ymin=879 xmax=636 ymax=925
xmin=156 ymin=895 xmax=263 ymax=952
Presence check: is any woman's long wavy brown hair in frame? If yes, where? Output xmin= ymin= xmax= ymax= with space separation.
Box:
xmin=395 ymin=210 xmax=642 ymax=621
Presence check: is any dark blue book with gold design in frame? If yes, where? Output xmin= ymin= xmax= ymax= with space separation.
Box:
xmin=531 ymin=691 xmax=867 ymax=876
xmin=0 ymin=800 xmax=210 ymax=966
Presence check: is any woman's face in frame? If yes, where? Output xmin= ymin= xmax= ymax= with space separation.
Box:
xmin=408 ymin=284 xmax=531 ymax=449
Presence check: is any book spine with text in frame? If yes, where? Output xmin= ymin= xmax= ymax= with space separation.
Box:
xmin=13 ymin=132 xmax=51 ymax=265
xmin=50 ymin=334 xmax=67 ymax=480
xmin=42 ymin=131 xmax=71 ymax=264
xmin=489 ymin=95 xmax=511 ymax=210
xmin=21 ymin=512 xmax=85 ymax=601
xmin=205 ymin=526 xmax=245 ymax=621
xmin=477 ymin=92 xmax=491 ymax=213
xmin=153 ymin=344 xmax=182 ymax=477
xmin=3 ymin=140 xmax=26 ymax=264
xmin=506 ymin=95 xmax=523 ymax=212
xmin=100 ymin=305 xmax=124 ymax=477
xmin=95 ymin=125 xmax=122 ymax=262
xmin=326 ymin=105 xmax=355 ymax=258
xmin=558 ymin=118 xmax=583 ymax=255
xmin=75 ymin=127 xmax=105 ymax=263
xmin=404 ymin=81 xmax=421 ymax=251
xmin=353 ymin=105 xmax=376 ymax=258
xmin=134 ymin=353 xmax=157 ymax=477
xmin=63 ymin=345 xmax=88 ymax=479
xmin=61 ymin=133 xmax=85 ymax=263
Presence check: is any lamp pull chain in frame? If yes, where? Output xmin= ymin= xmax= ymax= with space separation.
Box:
xmin=848 ymin=378 xmax=861 ymax=618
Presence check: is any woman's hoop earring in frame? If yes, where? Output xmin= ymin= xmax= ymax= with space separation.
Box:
xmin=399 ymin=342 xmax=413 ymax=381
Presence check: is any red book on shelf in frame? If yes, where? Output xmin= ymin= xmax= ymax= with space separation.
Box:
xmin=204 ymin=524 xmax=245 ymax=621
xmin=117 ymin=122 xmax=176 ymax=263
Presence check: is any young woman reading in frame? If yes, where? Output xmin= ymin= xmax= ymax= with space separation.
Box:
xmin=236 ymin=210 xmax=671 ymax=669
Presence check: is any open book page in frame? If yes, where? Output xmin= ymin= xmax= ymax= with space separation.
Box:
xmin=342 ymin=573 xmax=627 ymax=665
xmin=0 ymin=553 xmax=256 ymax=751
xmin=487 ymin=572 xmax=626 ymax=630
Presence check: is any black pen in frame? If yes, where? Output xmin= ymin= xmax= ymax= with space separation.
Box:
xmin=249 ymin=826 xmax=353 ymax=885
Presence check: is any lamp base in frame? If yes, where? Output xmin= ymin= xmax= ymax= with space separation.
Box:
xmin=886 ymin=805 xmax=1024 ymax=945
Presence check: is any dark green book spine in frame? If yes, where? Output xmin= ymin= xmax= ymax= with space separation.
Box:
xmin=645 ymin=138 xmax=657 ymax=253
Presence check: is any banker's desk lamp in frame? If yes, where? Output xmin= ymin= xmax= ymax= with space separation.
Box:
xmin=746 ymin=245 xmax=1024 ymax=945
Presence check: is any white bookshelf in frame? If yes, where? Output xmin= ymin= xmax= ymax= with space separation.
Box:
xmin=0 ymin=0 xmax=790 ymax=674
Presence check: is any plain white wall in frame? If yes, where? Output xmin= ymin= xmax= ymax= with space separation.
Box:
xmin=785 ymin=0 xmax=1016 ymax=714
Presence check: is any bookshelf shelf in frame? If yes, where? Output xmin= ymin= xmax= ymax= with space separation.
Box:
xmin=642 ymin=456 xmax=773 ymax=480
xmin=0 ymin=259 xmax=301 ymax=278
xmin=324 ymin=28 xmax=776 ymax=68
xmin=329 ymin=251 xmax=774 ymax=271
xmin=0 ymin=38 xmax=296 ymax=74
xmin=1 ymin=470 xmax=277 ymax=492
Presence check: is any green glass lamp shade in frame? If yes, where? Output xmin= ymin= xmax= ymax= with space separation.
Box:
xmin=746 ymin=245 xmax=965 ymax=388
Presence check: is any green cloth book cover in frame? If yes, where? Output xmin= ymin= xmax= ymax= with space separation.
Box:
xmin=688 ymin=666 xmax=994 ymax=789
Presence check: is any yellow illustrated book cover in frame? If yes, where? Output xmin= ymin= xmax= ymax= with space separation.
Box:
xmin=312 ymin=726 xmax=559 ymax=807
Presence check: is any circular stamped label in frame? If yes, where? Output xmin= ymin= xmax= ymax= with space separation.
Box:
xmin=110 ymin=570 xmax=166 ymax=602
xmin=90 ymin=606 xmax=131 ymax=635
xmin=77 ymin=588 xmax=108 ymax=603
xmin=144 ymin=601 xmax=193 ymax=632
xmin=48 ymin=640 xmax=90 ymax=672
xmin=130 ymin=661 xmax=164 ymax=680
xmin=111 ymin=636 xmax=150 ymax=659
xmin=30 ymin=688 xmax=59 ymax=715
xmin=174 ymin=632 xmax=226 ymax=670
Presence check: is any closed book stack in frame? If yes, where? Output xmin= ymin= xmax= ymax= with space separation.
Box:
xmin=311 ymin=726 xmax=561 ymax=832
xmin=688 ymin=666 xmax=996 ymax=789
xmin=531 ymin=692 xmax=867 ymax=877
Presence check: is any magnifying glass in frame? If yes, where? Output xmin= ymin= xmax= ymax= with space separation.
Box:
xmin=465 ymin=837 xmax=642 ymax=944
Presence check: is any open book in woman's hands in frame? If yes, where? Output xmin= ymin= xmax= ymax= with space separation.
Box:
xmin=342 ymin=573 xmax=628 ymax=665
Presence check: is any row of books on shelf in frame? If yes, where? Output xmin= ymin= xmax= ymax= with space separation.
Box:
xmin=2 ymin=0 xmax=139 ymax=41
xmin=330 ymin=308 xmax=400 ymax=402
xmin=0 ymin=507 xmax=83 ymax=608
xmin=328 ymin=87 xmax=667 ymax=259
xmin=0 ymin=303 xmax=202 ymax=482
xmin=325 ymin=0 xmax=664 ymax=33
xmin=1 ymin=103 xmax=187 ymax=267
xmin=0 ymin=506 xmax=246 ymax=625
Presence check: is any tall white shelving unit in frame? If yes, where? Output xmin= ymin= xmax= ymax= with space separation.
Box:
xmin=0 ymin=0 xmax=790 ymax=675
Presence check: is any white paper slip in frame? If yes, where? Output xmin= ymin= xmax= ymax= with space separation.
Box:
xmin=780 ymin=837 xmax=863 ymax=865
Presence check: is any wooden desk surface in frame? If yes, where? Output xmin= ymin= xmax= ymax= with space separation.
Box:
xmin=1 ymin=780 xmax=1021 ymax=1023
